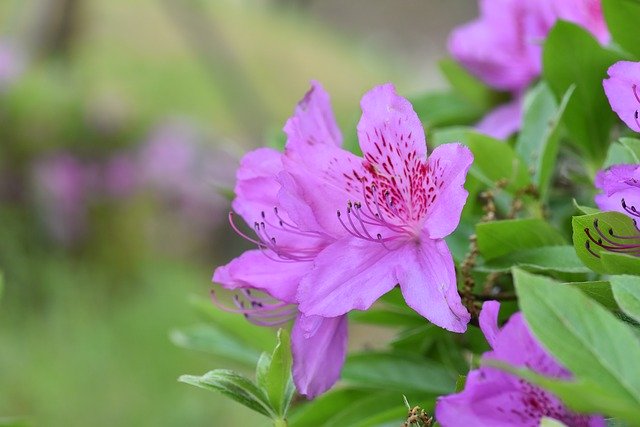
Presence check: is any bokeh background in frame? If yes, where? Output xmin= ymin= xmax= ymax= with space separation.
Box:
xmin=0 ymin=1 xmax=474 ymax=425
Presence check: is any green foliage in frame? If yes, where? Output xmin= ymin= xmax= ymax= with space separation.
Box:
xmin=572 ymin=212 xmax=640 ymax=274
xmin=611 ymin=275 xmax=640 ymax=323
xmin=477 ymin=219 xmax=565 ymax=260
xmin=512 ymin=269 xmax=640 ymax=424
xmin=602 ymin=0 xmax=640 ymax=59
xmin=342 ymin=352 xmax=456 ymax=394
xmin=542 ymin=21 xmax=623 ymax=163
xmin=604 ymin=138 xmax=640 ymax=167
xmin=179 ymin=328 xmax=295 ymax=424
xmin=438 ymin=58 xmax=504 ymax=110
xmin=516 ymin=83 xmax=573 ymax=200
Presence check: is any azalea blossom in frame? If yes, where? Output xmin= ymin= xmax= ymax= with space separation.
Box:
xmin=213 ymin=81 xmax=473 ymax=398
xmin=449 ymin=0 xmax=608 ymax=138
xmin=435 ymin=301 xmax=605 ymax=427
xmin=212 ymin=82 xmax=348 ymax=398
xmin=603 ymin=61 xmax=640 ymax=133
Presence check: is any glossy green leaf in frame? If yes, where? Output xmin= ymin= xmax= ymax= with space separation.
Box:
xmin=410 ymin=91 xmax=483 ymax=129
xmin=461 ymin=131 xmax=531 ymax=192
xmin=513 ymin=269 xmax=640 ymax=422
xmin=349 ymin=308 xmax=426 ymax=328
xmin=604 ymin=138 xmax=640 ymax=167
xmin=170 ymin=324 xmax=261 ymax=366
xmin=179 ymin=369 xmax=274 ymax=418
xmin=603 ymin=0 xmax=640 ymax=59
xmin=543 ymin=22 xmax=622 ymax=161
xmin=572 ymin=212 xmax=640 ymax=274
xmin=611 ymin=275 xmax=640 ymax=323
xmin=439 ymin=58 xmax=503 ymax=109
xmin=256 ymin=329 xmax=294 ymax=417
xmin=568 ymin=281 xmax=618 ymax=310
xmin=477 ymin=219 xmax=565 ymax=260
xmin=516 ymin=83 xmax=573 ymax=199
xmin=342 ymin=352 xmax=456 ymax=394
xmin=540 ymin=418 xmax=568 ymax=427
xmin=481 ymin=245 xmax=589 ymax=273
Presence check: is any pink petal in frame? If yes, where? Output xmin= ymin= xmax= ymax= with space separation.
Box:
xmin=423 ymin=143 xmax=474 ymax=240
xmin=357 ymin=83 xmax=426 ymax=160
xmin=479 ymin=301 xmax=501 ymax=349
xmin=284 ymin=80 xmax=342 ymax=152
xmin=292 ymin=314 xmax=348 ymax=399
xmin=296 ymin=237 xmax=401 ymax=317
xmin=232 ymin=147 xmax=284 ymax=225
xmin=282 ymin=142 xmax=365 ymax=238
xmin=212 ymin=249 xmax=311 ymax=304
xmin=476 ymin=98 xmax=523 ymax=139
xmin=603 ymin=61 xmax=640 ymax=133
xmin=397 ymin=238 xmax=470 ymax=333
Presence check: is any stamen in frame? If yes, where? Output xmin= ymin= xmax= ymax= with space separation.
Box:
xmin=622 ymin=198 xmax=640 ymax=218
xmin=584 ymin=219 xmax=640 ymax=257
xmin=211 ymin=289 xmax=296 ymax=327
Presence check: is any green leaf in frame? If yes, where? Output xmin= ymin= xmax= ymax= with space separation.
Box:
xmin=573 ymin=199 xmax=601 ymax=215
xmin=0 ymin=271 xmax=3 ymax=302
xmin=170 ymin=324 xmax=261 ymax=366
xmin=604 ymin=138 xmax=640 ymax=167
xmin=410 ymin=91 xmax=483 ymax=129
xmin=454 ymin=375 xmax=466 ymax=393
xmin=179 ymin=369 xmax=274 ymax=418
xmin=439 ymin=58 xmax=502 ymax=109
xmin=349 ymin=308 xmax=426 ymax=328
xmin=543 ymin=21 xmax=623 ymax=161
xmin=611 ymin=275 xmax=640 ymax=323
xmin=477 ymin=219 xmax=565 ymax=260
xmin=256 ymin=329 xmax=295 ymax=417
xmin=290 ymin=389 xmax=419 ymax=427
xmin=481 ymin=245 xmax=589 ymax=273
xmin=572 ymin=212 xmax=640 ymax=274
xmin=516 ymin=83 xmax=573 ymax=199
xmin=568 ymin=281 xmax=618 ymax=310
xmin=0 ymin=418 xmax=30 ymax=427
xmin=513 ymin=269 xmax=640 ymax=422
xmin=603 ymin=0 xmax=640 ymax=59
xmin=461 ymin=131 xmax=531 ymax=192
xmin=342 ymin=352 xmax=456 ymax=394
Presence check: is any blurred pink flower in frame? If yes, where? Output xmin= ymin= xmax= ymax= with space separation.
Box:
xmin=103 ymin=153 xmax=138 ymax=198
xmin=139 ymin=122 xmax=236 ymax=228
xmin=32 ymin=154 xmax=93 ymax=245
xmin=436 ymin=301 xmax=605 ymax=427
xmin=449 ymin=0 xmax=608 ymax=138
xmin=0 ymin=40 xmax=24 ymax=89
xmin=603 ymin=61 xmax=640 ymax=133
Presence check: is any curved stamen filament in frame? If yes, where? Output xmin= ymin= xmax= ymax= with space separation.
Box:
xmin=584 ymin=219 xmax=640 ymax=257
xmin=211 ymin=289 xmax=296 ymax=327
xmin=228 ymin=211 xmax=318 ymax=262
xmin=622 ymin=198 xmax=640 ymax=218
xmin=633 ymin=85 xmax=640 ymax=129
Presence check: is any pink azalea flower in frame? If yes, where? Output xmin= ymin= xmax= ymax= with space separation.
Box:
xmin=595 ymin=163 xmax=640 ymax=219
xmin=213 ymin=82 xmax=348 ymax=398
xmin=214 ymin=82 xmax=473 ymax=398
xmin=603 ymin=61 xmax=640 ymax=133
xmin=449 ymin=0 xmax=608 ymax=138
xmin=435 ymin=301 xmax=605 ymax=427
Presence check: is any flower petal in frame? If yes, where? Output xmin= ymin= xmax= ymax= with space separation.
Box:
xmin=284 ymin=80 xmax=342 ymax=151
xmin=479 ymin=300 xmax=501 ymax=349
xmin=603 ymin=61 xmax=640 ymax=133
xmin=476 ymin=98 xmax=523 ymax=139
xmin=281 ymin=142 xmax=365 ymax=238
xmin=212 ymin=249 xmax=311 ymax=304
xmin=397 ymin=238 xmax=470 ymax=333
xmin=297 ymin=237 xmax=400 ymax=317
xmin=232 ymin=147 xmax=284 ymax=225
xmin=423 ymin=143 xmax=474 ymax=239
xmin=292 ymin=314 xmax=348 ymax=399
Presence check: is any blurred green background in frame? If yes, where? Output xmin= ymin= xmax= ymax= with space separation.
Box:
xmin=0 ymin=1 xmax=473 ymax=425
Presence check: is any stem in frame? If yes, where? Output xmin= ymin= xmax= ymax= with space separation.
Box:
xmin=273 ymin=418 xmax=288 ymax=427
